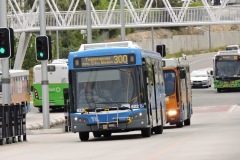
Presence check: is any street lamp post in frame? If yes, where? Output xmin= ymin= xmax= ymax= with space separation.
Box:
xmin=195 ymin=26 xmax=212 ymax=50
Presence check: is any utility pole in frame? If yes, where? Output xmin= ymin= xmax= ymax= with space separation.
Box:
xmin=208 ymin=25 xmax=211 ymax=50
xmin=151 ymin=27 xmax=154 ymax=51
xmin=86 ymin=0 xmax=92 ymax=43
xmin=39 ymin=0 xmax=50 ymax=129
xmin=0 ymin=0 xmax=11 ymax=105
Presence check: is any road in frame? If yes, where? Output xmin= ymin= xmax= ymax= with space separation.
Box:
xmin=1 ymin=52 xmax=240 ymax=160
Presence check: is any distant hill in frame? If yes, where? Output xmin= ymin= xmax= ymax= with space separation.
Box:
xmin=110 ymin=24 xmax=240 ymax=42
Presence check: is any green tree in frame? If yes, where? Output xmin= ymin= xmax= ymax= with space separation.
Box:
xmin=10 ymin=35 xmax=39 ymax=70
xmin=22 ymin=36 xmax=40 ymax=70
xmin=56 ymin=30 xmax=84 ymax=58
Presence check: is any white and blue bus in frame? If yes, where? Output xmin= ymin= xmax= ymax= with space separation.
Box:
xmin=66 ymin=41 xmax=167 ymax=141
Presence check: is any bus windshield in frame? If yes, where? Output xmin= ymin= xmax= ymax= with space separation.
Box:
xmin=164 ymin=70 xmax=176 ymax=96
xmin=75 ymin=67 xmax=141 ymax=111
xmin=216 ymin=60 xmax=240 ymax=77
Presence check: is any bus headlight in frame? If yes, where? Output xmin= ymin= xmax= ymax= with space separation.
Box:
xmin=129 ymin=112 xmax=143 ymax=120
xmin=165 ymin=97 xmax=169 ymax=102
xmin=74 ymin=117 xmax=78 ymax=121
xmin=167 ymin=110 xmax=177 ymax=116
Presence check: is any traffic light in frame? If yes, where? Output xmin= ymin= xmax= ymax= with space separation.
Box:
xmin=156 ymin=44 xmax=166 ymax=57
xmin=35 ymin=35 xmax=52 ymax=61
xmin=0 ymin=28 xmax=13 ymax=58
xmin=9 ymin=28 xmax=14 ymax=58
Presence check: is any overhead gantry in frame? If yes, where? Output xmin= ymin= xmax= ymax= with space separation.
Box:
xmin=4 ymin=0 xmax=240 ymax=69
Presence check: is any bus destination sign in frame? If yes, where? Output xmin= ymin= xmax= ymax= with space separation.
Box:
xmin=74 ymin=54 xmax=136 ymax=68
xmin=217 ymin=55 xmax=240 ymax=61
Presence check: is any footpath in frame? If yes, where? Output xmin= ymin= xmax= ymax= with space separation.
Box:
xmin=26 ymin=109 xmax=66 ymax=135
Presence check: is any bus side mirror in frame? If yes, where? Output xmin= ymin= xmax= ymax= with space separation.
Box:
xmin=180 ymin=69 xmax=186 ymax=79
xmin=144 ymin=70 xmax=149 ymax=77
xmin=31 ymin=86 xmax=33 ymax=92
xmin=156 ymin=44 xmax=166 ymax=57
xmin=63 ymin=88 xmax=69 ymax=100
xmin=162 ymin=61 xmax=166 ymax=67
xmin=210 ymin=70 xmax=213 ymax=75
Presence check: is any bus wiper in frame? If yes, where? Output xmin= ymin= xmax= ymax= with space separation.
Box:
xmin=222 ymin=75 xmax=230 ymax=79
xmin=82 ymin=108 xmax=95 ymax=113
xmin=95 ymin=102 xmax=131 ymax=110
xmin=95 ymin=101 xmax=129 ymax=104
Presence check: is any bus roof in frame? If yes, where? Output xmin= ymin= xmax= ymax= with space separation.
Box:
xmin=69 ymin=41 xmax=163 ymax=70
xmin=163 ymin=58 xmax=189 ymax=67
xmin=0 ymin=69 xmax=29 ymax=77
xmin=217 ymin=50 xmax=240 ymax=55
xmin=79 ymin=41 xmax=140 ymax=51
xmin=52 ymin=59 xmax=68 ymax=64
xmin=34 ymin=60 xmax=68 ymax=69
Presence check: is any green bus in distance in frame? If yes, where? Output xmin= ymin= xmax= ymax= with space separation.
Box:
xmin=213 ymin=50 xmax=240 ymax=92
xmin=32 ymin=59 xmax=68 ymax=112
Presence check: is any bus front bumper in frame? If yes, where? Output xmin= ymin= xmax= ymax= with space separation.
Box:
xmin=71 ymin=118 xmax=148 ymax=133
xmin=166 ymin=109 xmax=181 ymax=125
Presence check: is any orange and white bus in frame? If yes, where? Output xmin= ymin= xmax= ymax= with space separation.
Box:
xmin=163 ymin=58 xmax=192 ymax=127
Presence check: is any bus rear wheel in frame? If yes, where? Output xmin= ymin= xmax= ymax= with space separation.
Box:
xmin=184 ymin=118 xmax=191 ymax=126
xmin=38 ymin=108 xmax=42 ymax=112
xmin=141 ymin=127 xmax=151 ymax=137
xmin=154 ymin=125 xmax=163 ymax=134
xmin=79 ymin=132 xmax=89 ymax=141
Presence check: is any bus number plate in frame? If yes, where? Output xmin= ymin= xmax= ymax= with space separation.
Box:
xmin=99 ymin=124 xmax=117 ymax=129
xmin=103 ymin=124 xmax=108 ymax=129
xmin=99 ymin=124 xmax=108 ymax=130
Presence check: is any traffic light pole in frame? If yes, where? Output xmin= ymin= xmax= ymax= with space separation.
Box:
xmin=39 ymin=0 xmax=50 ymax=129
xmin=0 ymin=0 xmax=11 ymax=105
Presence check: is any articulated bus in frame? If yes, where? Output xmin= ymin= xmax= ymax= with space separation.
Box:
xmin=213 ymin=50 xmax=240 ymax=92
xmin=66 ymin=41 xmax=167 ymax=141
xmin=32 ymin=59 xmax=68 ymax=112
xmin=0 ymin=70 xmax=30 ymax=110
xmin=163 ymin=58 xmax=192 ymax=127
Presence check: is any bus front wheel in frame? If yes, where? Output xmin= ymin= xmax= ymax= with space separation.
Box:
xmin=103 ymin=131 xmax=112 ymax=137
xmin=176 ymin=121 xmax=183 ymax=128
xmin=79 ymin=132 xmax=89 ymax=141
xmin=141 ymin=127 xmax=151 ymax=137
xmin=93 ymin=132 xmax=102 ymax=138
